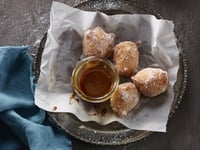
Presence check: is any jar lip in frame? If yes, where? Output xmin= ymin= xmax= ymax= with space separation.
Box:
xmin=76 ymin=56 xmax=114 ymax=66
xmin=72 ymin=56 xmax=119 ymax=103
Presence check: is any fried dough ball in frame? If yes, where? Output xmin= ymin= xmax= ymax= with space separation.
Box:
xmin=113 ymin=41 xmax=139 ymax=77
xmin=82 ymin=26 xmax=115 ymax=58
xmin=131 ymin=67 xmax=169 ymax=97
xmin=110 ymin=82 xmax=140 ymax=117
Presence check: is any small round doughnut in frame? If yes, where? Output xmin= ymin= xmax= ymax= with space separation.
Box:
xmin=113 ymin=41 xmax=139 ymax=77
xmin=131 ymin=67 xmax=169 ymax=97
xmin=110 ymin=82 xmax=140 ymax=117
xmin=83 ymin=26 xmax=115 ymax=58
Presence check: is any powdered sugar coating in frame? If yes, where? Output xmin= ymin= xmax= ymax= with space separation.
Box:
xmin=113 ymin=41 xmax=139 ymax=77
xmin=83 ymin=26 xmax=115 ymax=58
xmin=110 ymin=82 xmax=140 ymax=117
xmin=132 ymin=68 xmax=169 ymax=97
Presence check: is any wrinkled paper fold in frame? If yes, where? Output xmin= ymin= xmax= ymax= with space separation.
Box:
xmin=35 ymin=1 xmax=179 ymax=132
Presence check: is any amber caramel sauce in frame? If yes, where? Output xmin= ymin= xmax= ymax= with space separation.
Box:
xmin=79 ymin=67 xmax=112 ymax=98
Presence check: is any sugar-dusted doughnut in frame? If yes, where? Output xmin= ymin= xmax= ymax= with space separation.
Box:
xmin=113 ymin=41 xmax=139 ymax=77
xmin=110 ymin=82 xmax=140 ymax=117
xmin=132 ymin=67 xmax=169 ymax=97
xmin=83 ymin=26 xmax=115 ymax=58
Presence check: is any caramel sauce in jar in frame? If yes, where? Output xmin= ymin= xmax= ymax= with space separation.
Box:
xmin=72 ymin=56 xmax=119 ymax=103
xmin=80 ymin=66 xmax=112 ymax=98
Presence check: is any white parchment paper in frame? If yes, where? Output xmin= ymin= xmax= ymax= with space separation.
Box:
xmin=35 ymin=1 xmax=179 ymax=132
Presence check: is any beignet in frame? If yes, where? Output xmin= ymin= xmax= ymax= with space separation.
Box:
xmin=83 ymin=26 xmax=115 ymax=58
xmin=131 ymin=67 xmax=169 ymax=97
xmin=110 ymin=82 xmax=140 ymax=117
xmin=113 ymin=41 xmax=139 ymax=77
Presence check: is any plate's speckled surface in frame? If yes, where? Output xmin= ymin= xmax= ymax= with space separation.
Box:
xmin=33 ymin=0 xmax=188 ymax=145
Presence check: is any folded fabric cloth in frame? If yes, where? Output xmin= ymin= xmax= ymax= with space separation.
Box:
xmin=0 ymin=46 xmax=71 ymax=150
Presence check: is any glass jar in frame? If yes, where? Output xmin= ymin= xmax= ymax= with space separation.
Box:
xmin=72 ymin=56 xmax=119 ymax=103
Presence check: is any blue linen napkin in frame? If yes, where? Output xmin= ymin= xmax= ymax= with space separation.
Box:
xmin=0 ymin=46 xmax=71 ymax=150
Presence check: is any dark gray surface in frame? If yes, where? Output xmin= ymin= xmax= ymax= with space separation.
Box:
xmin=0 ymin=0 xmax=199 ymax=149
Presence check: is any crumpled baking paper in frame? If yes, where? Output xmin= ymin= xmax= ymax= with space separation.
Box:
xmin=35 ymin=1 xmax=179 ymax=132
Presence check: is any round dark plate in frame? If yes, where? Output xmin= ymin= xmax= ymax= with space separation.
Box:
xmin=33 ymin=0 xmax=188 ymax=145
